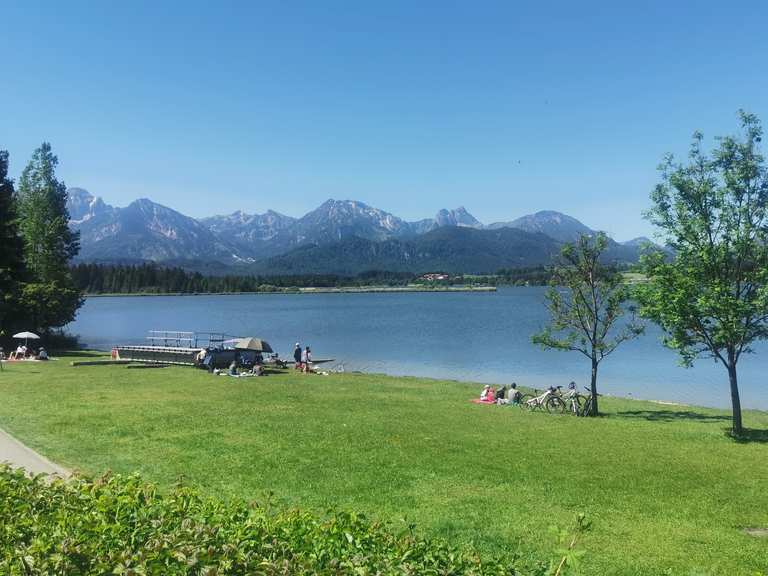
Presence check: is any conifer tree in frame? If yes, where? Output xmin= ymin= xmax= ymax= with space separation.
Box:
xmin=0 ymin=150 xmax=26 ymax=335
xmin=17 ymin=143 xmax=82 ymax=331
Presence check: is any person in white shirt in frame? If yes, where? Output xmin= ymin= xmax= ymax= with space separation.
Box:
xmin=301 ymin=346 xmax=313 ymax=373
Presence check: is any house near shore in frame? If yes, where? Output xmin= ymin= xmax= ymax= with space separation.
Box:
xmin=419 ymin=273 xmax=450 ymax=281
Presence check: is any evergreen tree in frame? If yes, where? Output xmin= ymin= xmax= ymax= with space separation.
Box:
xmin=17 ymin=143 xmax=82 ymax=331
xmin=0 ymin=150 xmax=26 ymax=335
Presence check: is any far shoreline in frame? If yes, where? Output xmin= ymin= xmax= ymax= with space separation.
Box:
xmin=83 ymin=285 xmax=498 ymax=297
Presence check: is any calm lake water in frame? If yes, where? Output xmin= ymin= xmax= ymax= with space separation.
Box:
xmin=67 ymin=287 xmax=766 ymax=410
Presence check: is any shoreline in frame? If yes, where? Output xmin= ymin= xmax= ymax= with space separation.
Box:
xmin=57 ymin=351 xmax=763 ymax=413
xmin=83 ymin=285 xmax=497 ymax=297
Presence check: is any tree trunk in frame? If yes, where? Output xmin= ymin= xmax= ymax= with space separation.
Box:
xmin=727 ymin=361 xmax=743 ymax=436
xmin=590 ymin=358 xmax=599 ymax=416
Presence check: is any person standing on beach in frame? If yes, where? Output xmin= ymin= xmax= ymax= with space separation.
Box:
xmin=293 ymin=342 xmax=302 ymax=370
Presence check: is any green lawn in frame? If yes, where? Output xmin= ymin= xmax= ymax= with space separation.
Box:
xmin=0 ymin=354 xmax=766 ymax=575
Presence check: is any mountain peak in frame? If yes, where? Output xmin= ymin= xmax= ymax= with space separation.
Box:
xmin=488 ymin=210 xmax=595 ymax=243
xmin=66 ymin=187 xmax=113 ymax=224
xmin=300 ymin=199 xmax=409 ymax=239
xmin=434 ymin=207 xmax=483 ymax=228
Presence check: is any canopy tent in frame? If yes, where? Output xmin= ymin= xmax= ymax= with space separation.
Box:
xmin=234 ymin=338 xmax=273 ymax=353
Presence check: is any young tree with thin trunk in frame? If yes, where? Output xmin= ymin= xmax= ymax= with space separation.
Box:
xmin=532 ymin=233 xmax=644 ymax=416
xmin=637 ymin=111 xmax=768 ymax=436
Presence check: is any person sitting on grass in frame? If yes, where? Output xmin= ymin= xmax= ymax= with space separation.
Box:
xmin=507 ymin=383 xmax=521 ymax=405
xmin=480 ymin=385 xmax=496 ymax=402
xmin=494 ymin=384 xmax=508 ymax=403
xmin=37 ymin=347 xmax=48 ymax=361
xmin=228 ymin=360 xmax=238 ymax=376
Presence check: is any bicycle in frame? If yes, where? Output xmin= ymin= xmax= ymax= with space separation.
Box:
xmin=561 ymin=382 xmax=584 ymax=416
xmin=525 ymin=385 xmax=565 ymax=413
xmin=579 ymin=387 xmax=601 ymax=417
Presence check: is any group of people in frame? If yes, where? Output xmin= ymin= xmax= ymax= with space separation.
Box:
xmin=293 ymin=343 xmax=313 ymax=373
xmin=223 ymin=359 xmax=263 ymax=377
xmin=5 ymin=345 xmax=48 ymax=361
xmin=478 ymin=383 xmax=521 ymax=405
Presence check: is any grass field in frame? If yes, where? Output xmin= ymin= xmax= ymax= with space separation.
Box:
xmin=0 ymin=353 xmax=766 ymax=575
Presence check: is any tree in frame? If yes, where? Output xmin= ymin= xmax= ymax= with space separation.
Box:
xmin=532 ymin=233 xmax=644 ymax=415
xmin=16 ymin=143 xmax=82 ymax=331
xmin=636 ymin=111 xmax=768 ymax=436
xmin=0 ymin=150 xmax=26 ymax=335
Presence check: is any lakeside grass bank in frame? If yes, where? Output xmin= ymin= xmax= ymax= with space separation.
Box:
xmin=0 ymin=353 xmax=766 ymax=574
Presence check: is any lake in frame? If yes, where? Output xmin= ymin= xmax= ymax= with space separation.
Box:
xmin=66 ymin=287 xmax=766 ymax=410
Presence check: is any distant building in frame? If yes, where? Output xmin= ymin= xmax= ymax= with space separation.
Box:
xmin=420 ymin=273 xmax=450 ymax=282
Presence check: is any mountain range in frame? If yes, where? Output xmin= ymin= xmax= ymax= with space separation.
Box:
xmin=66 ymin=188 xmax=650 ymax=275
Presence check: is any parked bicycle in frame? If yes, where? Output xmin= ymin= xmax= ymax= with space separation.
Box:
xmin=525 ymin=385 xmax=565 ymax=413
xmin=561 ymin=382 xmax=584 ymax=416
xmin=579 ymin=386 xmax=601 ymax=417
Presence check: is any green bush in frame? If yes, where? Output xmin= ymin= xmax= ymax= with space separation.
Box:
xmin=0 ymin=466 xmax=563 ymax=575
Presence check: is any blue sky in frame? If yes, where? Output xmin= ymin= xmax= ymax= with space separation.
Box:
xmin=3 ymin=1 xmax=767 ymax=240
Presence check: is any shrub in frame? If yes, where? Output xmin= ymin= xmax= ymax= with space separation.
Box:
xmin=0 ymin=466 xmax=565 ymax=575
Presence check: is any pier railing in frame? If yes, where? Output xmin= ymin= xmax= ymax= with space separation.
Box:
xmin=145 ymin=331 xmax=242 ymax=349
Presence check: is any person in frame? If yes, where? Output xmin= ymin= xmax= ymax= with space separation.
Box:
xmin=300 ymin=346 xmax=308 ymax=371
xmin=508 ymin=383 xmax=521 ymax=404
xmin=494 ymin=385 xmax=508 ymax=402
xmin=302 ymin=346 xmax=313 ymax=373
xmin=293 ymin=342 xmax=302 ymax=370
xmin=228 ymin=360 xmax=238 ymax=376
xmin=479 ymin=385 xmax=491 ymax=401
xmin=37 ymin=347 xmax=49 ymax=361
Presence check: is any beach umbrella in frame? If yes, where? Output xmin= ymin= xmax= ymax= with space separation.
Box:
xmin=234 ymin=337 xmax=273 ymax=353
xmin=13 ymin=332 xmax=40 ymax=346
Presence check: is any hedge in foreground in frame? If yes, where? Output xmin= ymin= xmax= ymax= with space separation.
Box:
xmin=0 ymin=466 xmax=561 ymax=575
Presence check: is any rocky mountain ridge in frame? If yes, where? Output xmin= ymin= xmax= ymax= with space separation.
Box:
xmin=66 ymin=188 xmax=649 ymax=271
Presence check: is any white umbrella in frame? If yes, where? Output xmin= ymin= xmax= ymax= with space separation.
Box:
xmin=13 ymin=332 xmax=40 ymax=347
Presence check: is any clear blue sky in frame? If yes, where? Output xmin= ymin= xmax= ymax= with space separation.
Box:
xmin=3 ymin=1 xmax=767 ymax=240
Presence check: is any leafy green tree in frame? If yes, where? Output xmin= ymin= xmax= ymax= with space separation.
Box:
xmin=533 ymin=233 xmax=644 ymax=415
xmin=0 ymin=150 xmax=26 ymax=335
xmin=16 ymin=143 xmax=82 ymax=331
xmin=637 ymin=112 xmax=768 ymax=435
